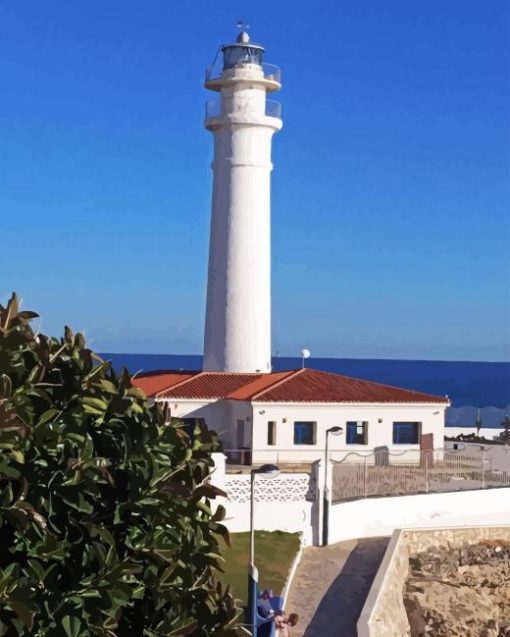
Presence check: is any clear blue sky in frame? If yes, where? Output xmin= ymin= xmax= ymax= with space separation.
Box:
xmin=0 ymin=0 xmax=508 ymax=361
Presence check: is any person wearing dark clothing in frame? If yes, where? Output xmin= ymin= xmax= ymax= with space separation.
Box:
xmin=256 ymin=589 xmax=275 ymax=619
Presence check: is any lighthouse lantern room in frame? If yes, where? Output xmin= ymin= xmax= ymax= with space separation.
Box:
xmin=222 ymin=31 xmax=264 ymax=69
xmin=203 ymin=30 xmax=282 ymax=373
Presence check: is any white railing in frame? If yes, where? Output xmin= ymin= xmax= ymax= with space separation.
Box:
xmin=205 ymin=100 xmax=221 ymax=119
xmin=205 ymin=62 xmax=281 ymax=85
xmin=262 ymin=63 xmax=281 ymax=84
xmin=331 ymin=446 xmax=510 ymax=502
xmin=265 ymin=99 xmax=281 ymax=118
xmin=223 ymin=447 xmax=324 ymax=470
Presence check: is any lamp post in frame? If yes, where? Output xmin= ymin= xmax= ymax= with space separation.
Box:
xmin=248 ymin=464 xmax=280 ymax=636
xmin=322 ymin=426 xmax=343 ymax=546
xmin=501 ymin=414 xmax=510 ymax=445
xmin=475 ymin=408 xmax=482 ymax=438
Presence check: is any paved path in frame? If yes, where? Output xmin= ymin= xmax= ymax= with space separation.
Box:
xmin=285 ymin=537 xmax=389 ymax=637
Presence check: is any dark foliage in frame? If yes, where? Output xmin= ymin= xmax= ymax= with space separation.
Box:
xmin=0 ymin=293 xmax=241 ymax=636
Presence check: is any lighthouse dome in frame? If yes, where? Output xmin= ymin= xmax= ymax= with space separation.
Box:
xmin=237 ymin=30 xmax=250 ymax=43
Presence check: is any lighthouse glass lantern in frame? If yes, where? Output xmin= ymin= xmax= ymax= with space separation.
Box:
xmin=222 ymin=32 xmax=264 ymax=69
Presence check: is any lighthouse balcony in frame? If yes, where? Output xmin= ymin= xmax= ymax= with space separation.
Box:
xmin=204 ymin=63 xmax=281 ymax=92
xmin=205 ymin=99 xmax=281 ymax=124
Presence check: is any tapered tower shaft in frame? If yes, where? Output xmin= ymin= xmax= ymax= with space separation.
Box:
xmin=203 ymin=32 xmax=282 ymax=373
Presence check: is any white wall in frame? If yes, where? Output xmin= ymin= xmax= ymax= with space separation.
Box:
xmin=250 ymin=403 xmax=446 ymax=463
xmin=164 ymin=398 xmax=230 ymax=445
xmin=210 ymin=454 xmax=510 ymax=548
xmin=210 ymin=454 xmax=317 ymax=546
xmin=225 ymin=400 xmax=253 ymax=449
xmin=328 ymin=487 xmax=510 ymax=544
xmin=160 ymin=398 xmax=447 ymax=464
xmin=223 ymin=500 xmax=314 ymax=546
xmin=165 ymin=399 xmax=214 ymax=420
xmin=161 ymin=399 xmax=241 ymax=448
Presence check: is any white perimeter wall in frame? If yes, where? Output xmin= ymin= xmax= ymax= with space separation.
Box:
xmin=209 ymin=455 xmax=510 ymax=547
xmin=211 ymin=453 xmax=317 ymax=546
xmin=328 ymin=488 xmax=510 ymax=544
xmin=222 ymin=500 xmax=314 ymax=546
xmin=251 ymin=403 xmax=446 ymax=463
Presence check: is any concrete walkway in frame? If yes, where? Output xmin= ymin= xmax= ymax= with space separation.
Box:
xmin=285 ymin=537 xmax=389 ymax=637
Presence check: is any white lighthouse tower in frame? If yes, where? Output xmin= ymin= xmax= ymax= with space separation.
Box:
xmin=203 ymin=29 xmax=282 ymax=373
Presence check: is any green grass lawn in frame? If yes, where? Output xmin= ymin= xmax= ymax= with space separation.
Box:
xmin=216 ymin=530 xmax=301 ymax=607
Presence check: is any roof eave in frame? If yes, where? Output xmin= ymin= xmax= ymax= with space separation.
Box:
xmin=251 ymin=400 xmax=450 ymax=406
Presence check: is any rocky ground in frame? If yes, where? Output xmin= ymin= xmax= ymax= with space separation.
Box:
xmin=404 ymin=540 xmax=510 ymax=637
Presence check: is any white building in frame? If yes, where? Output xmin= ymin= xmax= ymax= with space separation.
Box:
xmin=134 ymin=368 xmax=449 ymax=465
xmin=134 ymin=30 xmax=449 ymax=463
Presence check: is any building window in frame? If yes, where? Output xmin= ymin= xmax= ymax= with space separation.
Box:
xmin=294 ymin=421 xmax=316 ymax=445
xmin=182 ymin=418 xmax=205 ymax=442
xmin=346 ymin=421 xmax=368 ymax=445
xmin=393 ymin=422 xmax=421 ymax=444
xmin=267 ymin=421 xmax=276 ymax=446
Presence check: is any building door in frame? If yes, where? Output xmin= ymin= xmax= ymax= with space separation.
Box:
xmin=236 ymin=419 xmax=251 ymax=465
xmin=236 ymin=419 xmax=245 ymax=449
xmin=420 ymin=432 xmax=434 ymax=468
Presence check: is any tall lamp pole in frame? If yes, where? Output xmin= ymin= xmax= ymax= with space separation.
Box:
xmin=475 ymin=408 xmax=482 ymax=437
xmin=501 ymin=414 xmax=510 ymax=445
xmin=322 ymin=426 xmax=343 ymax=546
xmin=248 ymin=464 xmax=280 ymax=636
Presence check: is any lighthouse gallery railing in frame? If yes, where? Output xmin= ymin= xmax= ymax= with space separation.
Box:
xmin=205 ymin=62 xmax=281 ymax=85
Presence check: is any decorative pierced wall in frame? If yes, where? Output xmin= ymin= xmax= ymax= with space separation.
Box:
xmin=224 ymin=473 xmax=316 ymax=503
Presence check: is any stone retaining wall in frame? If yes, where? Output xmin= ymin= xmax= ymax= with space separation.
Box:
xmin=357 ymin=525 xmax=510 ymax=637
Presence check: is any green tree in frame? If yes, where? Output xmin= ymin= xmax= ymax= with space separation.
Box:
xmin=0 ymin=293 xmax=240 ymax=637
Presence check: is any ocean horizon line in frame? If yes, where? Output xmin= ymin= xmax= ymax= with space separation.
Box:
xmin=101 ymin=353 xmax=510 ymax=411
xmin=99 ymin=352 xmax=510 ymax=365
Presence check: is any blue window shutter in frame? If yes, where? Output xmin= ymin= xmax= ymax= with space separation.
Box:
xmin=393 ymin=422 xmax=419 ymax=444
xmin=294 ymin=422 xmax=314 ymax=445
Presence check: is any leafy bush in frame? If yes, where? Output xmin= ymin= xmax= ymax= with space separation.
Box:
xmin=0 ymin=293 xmax=240 ymax=636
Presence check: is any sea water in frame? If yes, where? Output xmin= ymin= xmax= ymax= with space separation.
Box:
xmin=101 ymin=353 xmax=510 ymax=427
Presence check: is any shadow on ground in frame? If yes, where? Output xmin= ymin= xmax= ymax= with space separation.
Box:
xmin=303 ymin=538 xmax=388 ymax=637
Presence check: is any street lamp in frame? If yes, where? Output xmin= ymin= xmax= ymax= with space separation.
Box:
xmin=322 ymin=426 xmax=343 ymax=546
xmin=248 ymin=464 xmax=280 ymax=636
xmin=501 ymin=414 xmax=510 ymax=444
xmin=475 ymin=408 xmax=482 ymax=437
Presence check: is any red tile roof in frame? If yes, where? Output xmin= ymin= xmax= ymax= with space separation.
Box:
xmin=158 ymin=372 xmax=261 ymax=399
xmin=227 ymin=370 xmax=298 ymax=400
xmin=252 ymin=368 xmax=449 ymax=403
xmin=132 ymin=368 xmax=449 ymax=404
xmin=132 ymin=371 xmax=198 ymax=397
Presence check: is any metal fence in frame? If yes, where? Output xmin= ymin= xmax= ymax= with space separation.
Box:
xmin=223 ymin=447 xmax=328 ymax=471
xmin=222 ymin=448 xmax=313 ymax=472
xmin=331 ymin=446 xmax=510 ymax=502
